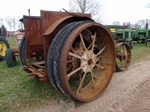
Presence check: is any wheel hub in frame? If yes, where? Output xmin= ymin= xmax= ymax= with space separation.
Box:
xmin=81 ymin=50 xmax=96 ymax=72
xmin=0 ymin=42 xmax=7 ymax=56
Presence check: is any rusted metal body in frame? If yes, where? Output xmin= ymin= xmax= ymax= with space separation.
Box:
xmin=19 ymin=10 xmax=125 ymax=102
xmin=21 ymin=11 xmax=93 ymax=82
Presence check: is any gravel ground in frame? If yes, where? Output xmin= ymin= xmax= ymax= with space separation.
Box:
xmin=21 ymin=56 xmax=150 ymax=112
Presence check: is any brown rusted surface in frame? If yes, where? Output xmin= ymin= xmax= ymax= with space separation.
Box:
xmin=22 ymin=65 xmax=48 ymax=82
xmin=40 ymin=10 xmax=92 ymax=64
xmin=59 ymin=22 xmax=116 ymax=101
xmin=12 ymin=48 xmax=18 ymax=56
xmin=40 ymin=10 xmax=91 ymax=33
xmin=115 ymin=42 xmax=131 ymax=71
xmin=43 ymin=15 xmax=73 ymax=36
xmin=23 ymin=16 xmax=43 ymax=54
xmin=19 ymin=10 xmax=125 ymax=101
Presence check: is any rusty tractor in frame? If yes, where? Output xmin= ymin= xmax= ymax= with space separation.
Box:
xmin=18 ymin=10 xmax=131 ymax=102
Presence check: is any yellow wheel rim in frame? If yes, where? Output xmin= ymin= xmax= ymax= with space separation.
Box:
xmin=147 ymin=42 xmax=150 ymax=47
xmin=0 ymin=41 xmax=7 ymax=56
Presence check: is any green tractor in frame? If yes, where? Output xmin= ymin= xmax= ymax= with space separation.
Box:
xmin=114 ymin=29 xmax=133 ymax=49
xmin=0 ymin=27 xmax=9 ymax=60
xmin=134 ymin=28 xmax=150 ymax=46
xmin=132 ymin=21 xmax=150 ymax=47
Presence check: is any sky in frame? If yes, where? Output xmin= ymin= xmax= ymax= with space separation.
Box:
xmin=0 ymin=0 xmax=150 ymax=29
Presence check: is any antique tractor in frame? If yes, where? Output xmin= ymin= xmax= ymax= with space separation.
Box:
xmin=135 ymin=28 xmax=150 ymax=46
xmin=18 ymin=10 xmax=131 ymax=102
xmin=113 ymin=29 xmax=133 ymax=49
xmin=0 ymin=27 xmax=9 ymax=60
xmin=132 ymin=21 xmax=150 ymax=46
xmin=109 ymin=28 xmax=131 ymax=71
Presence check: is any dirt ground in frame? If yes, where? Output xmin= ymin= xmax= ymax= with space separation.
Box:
xmin=21 ymin=55 xmax=150 ymax=112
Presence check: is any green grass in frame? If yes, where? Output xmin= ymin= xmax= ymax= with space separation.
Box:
xmin=0 ymin=59 xmax=62 ymax=112
xmin=6 ymin=37 xmax=18 ymax=48
xmin=131 ymin=42 xmax=150 ymax=62
xmin=0 ymin=38 xmax=150 ymax=111
xmin=0 ymin=37 xmax=62 ymax=112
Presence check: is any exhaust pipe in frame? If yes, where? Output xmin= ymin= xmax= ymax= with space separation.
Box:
xmin=146 ymin=19 xmax=148 ymax=29
xmin=28 ymin=9 xmax=30 ymax=16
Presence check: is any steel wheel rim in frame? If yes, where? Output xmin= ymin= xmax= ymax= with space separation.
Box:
xmin=0 ymin=41 xmax=7 ymax=56
xmin=116 ymin=43 xmax=131 ymax=71
xmin=59 ymin=23 xmax=116 ymax=101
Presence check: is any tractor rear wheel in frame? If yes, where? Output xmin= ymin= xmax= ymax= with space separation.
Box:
xmin=6 ymin=48 xmax=16 ymax=67
xmin=0 ymin=36 xmax=9 ymax=60
xmin=115 ymin=42 xmax=131 ymax=72
xmin=18 ymin=36 xmax=26 ymax=66
xmin=47 ymin=21 xmax=92 ymax=91
xmin=52 ymin=21 xmax=116 ymax=102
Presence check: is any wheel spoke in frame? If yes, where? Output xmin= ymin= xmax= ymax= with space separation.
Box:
xmin=91 ymin=32 xmax=96 ymax=51
xmin=93 ymin=62 xmax=105 ymax=70
xmin=79 ymin=33 xmax=87 ymax=50
xmin=87 ymin=42 xmax=92 ymax=50
xmin=69 ymin=52 xmax=82 ymax=60
xmin=76 ymin=72 xmax=87 ymax=94
xmin=91 ymin=70 xmax=97 ymax=79
xmin=67 ymin=64 xmax=86 ymax=80
xmin=91 ymin=71 xmax=96 ymax=88
xmin=95 ymin=46 xmax=107 ymax=57
xmin=115 ymin=42 xmax=123 ymax=48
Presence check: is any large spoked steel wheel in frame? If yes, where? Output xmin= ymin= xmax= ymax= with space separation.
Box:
xmin=115 ymin=42 xmax=131 ymax=72
xmin=53 ymin=21 xmax=116 ymax=102
xmin=0 ymin=36 xmax=9 ymax=60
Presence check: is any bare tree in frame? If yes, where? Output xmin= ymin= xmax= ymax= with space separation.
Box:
xmin=4 ymin=16 xmax=22 ymax=31
xmin=17 ymin=17 xmax=23 ymax=30
xmin=5 ymin=16 xmax=12 ymax=31
xmin=130 ymin=24 xmax=141 ymax=29
xmin=12 ymin=16 xmax=17 ymax=31
xmin=112 ymin=21 xmax=120 ymax=25
xmin=68 ymin=0 xmax=103 ymax=23
xmin=136 ymin=19 xmax=148 ymax=28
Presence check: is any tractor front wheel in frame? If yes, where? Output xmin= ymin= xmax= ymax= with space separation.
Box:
xmin=6 ymin=48 xmax=16 ymax=67
xmin=0 ymin=36 xmax=9 ymax=60
xmin=146 ymin=40 xmax=150 ymax=47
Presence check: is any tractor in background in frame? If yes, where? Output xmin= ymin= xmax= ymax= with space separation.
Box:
xmin=110 ymin=27 xmax=133 ymax=49
xmin=0 ymin=27 xmax=9 ymax=60
xmin=133 ymin=28 xmax=150 ymax=46
xmin=116 ymin=28 xmax=134 ymax=49
xmin=132 ymin=20 xmax=150 ymax=47
xmin=109 ymin=27 xmax=132 ymax=72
